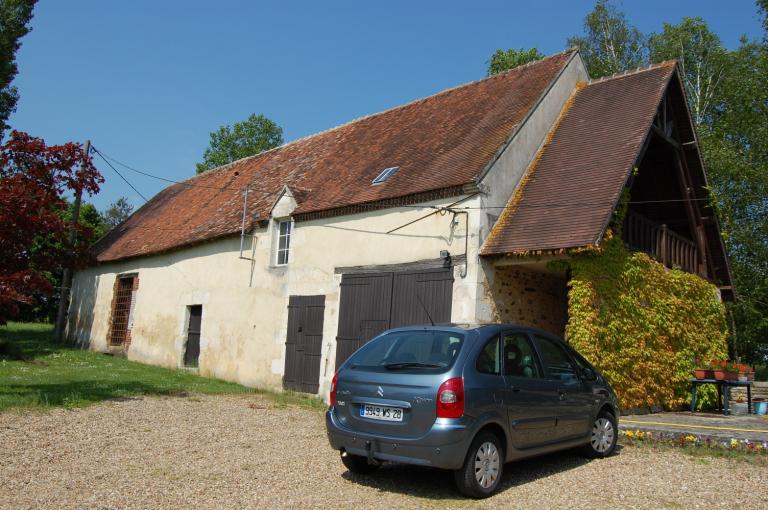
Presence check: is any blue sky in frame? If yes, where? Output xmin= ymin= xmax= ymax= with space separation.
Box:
xmin=10 ymin=1 xmax=764 ymax=209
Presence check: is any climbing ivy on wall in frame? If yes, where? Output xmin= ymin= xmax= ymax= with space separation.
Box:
xmin=559 ymin=235 xmax=728 ymax=410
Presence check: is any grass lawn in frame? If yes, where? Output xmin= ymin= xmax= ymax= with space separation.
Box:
xmin=0 ymin=322 xmax=266 ymax=411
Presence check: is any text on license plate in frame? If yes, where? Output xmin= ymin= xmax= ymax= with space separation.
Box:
xmin=360 ymin=404 xmax=403 ymax=422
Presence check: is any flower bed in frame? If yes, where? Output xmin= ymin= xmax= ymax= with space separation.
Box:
xmin=620 ymin=429 xmax=768 ymax=454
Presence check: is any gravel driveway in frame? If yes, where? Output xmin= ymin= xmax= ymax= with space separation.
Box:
xmin=2 ymin=394 xmax=765 ymax=510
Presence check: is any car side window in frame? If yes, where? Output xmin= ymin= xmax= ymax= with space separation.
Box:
xmin=476 ymin=335 xmax=501 ymax=375
xmin=568 ymin=349 xmax=597 ymax=379
xmin=534 ymin=335 xmax=579 ymax=383
xmin=502 ymin=332 xmax=542 ymax=378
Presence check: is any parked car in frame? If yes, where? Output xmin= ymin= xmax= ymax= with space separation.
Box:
xmin=325 ymin=324 xmax=619 ymax=498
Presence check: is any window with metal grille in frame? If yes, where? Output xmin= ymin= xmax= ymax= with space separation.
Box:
xmin=276 ymin=220 xmax=291 ymax=266
xmin=109 ymin=275 xmax=136 ymax=346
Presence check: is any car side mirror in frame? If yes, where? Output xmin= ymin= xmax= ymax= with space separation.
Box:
xmin=581 ymin=367 xmax=597 ymax=381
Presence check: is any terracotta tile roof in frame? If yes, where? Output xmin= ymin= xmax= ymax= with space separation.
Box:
xmin=481 ymin=63 xmax=677 ymax=256
xmin=94 ymin=50 xmax=575 ymax=262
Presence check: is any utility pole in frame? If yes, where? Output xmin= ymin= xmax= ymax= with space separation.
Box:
xmin=54 ymin=139 xmax=90 ymax=342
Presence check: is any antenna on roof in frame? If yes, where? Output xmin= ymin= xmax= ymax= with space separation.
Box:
xmin=415 ymin=292 xmax=435 ymax=326
xmin=239 ymin=186 xmax=254 ymax=261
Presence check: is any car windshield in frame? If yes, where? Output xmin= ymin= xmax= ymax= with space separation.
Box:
xmin=347 ymin=330 xmax=464 ymax=372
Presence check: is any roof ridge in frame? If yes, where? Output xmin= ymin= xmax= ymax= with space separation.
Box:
xmin=587 ymin=60 xmax=677 ymax=85
xmin=176 ymin=49 xmax=579 ymax=186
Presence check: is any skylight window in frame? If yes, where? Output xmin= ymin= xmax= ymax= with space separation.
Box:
xmin=372 ymin=166 xmax=400 ymax=185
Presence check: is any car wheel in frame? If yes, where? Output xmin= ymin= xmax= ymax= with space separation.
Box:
xmin=454 ymin=431 xmax=504 ymax=498
xmin=582 ymin=410 xmax=617 ymax=458
xmin=340 ymin=451 xmax=379 ymax=474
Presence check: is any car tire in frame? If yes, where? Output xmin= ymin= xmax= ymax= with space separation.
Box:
xmin=340 ymin=451 xmax=379 ymax=474
xmin=582 ymin=410 xmax=617 ymax=458
xmin=453 ymin=431 xmax=504 ymax=498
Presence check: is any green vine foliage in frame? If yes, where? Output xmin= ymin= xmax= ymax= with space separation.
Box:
xmin=564 ymin=235 xmax=728 ymax=410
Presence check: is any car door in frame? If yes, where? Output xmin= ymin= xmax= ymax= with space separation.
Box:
xmin=500 ymin=330 xmax=560 ymax=450
xmin=466 ymin=334 xmax=508 ymax=430
xmin=531 ymin=334 xmax=593 ymax=441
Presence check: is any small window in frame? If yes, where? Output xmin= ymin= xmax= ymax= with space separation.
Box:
xmin=276 ymin=220 xmax=291 ymax=265
xmin=503 ymin=332 xmax=541 ymax=378
xmin=372 ymin=166 xmax=399 ymax=185
xmin=476 ymin=335 xmax=501 ymax=375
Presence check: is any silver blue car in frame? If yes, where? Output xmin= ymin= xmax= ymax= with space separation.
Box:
xmin=325 ymin=324 xmax=619 ymax=498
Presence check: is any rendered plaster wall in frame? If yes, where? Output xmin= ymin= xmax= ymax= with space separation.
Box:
xmin=68 ymin=197 xmax=470 ymax=393
xmin=68 ymin=235 xmax=290 ymax=389
xmin=485 ymin=265 xmax=569 ymax=338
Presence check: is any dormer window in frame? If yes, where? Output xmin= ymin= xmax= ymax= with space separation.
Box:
xmin=372 ymin=166 xmax=399 ymax=185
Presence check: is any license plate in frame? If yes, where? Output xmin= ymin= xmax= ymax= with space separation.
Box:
xmin=359 ymin=404 xmax=403 ymax=422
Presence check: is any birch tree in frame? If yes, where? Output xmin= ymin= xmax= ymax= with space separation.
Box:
xmin=567 ymin=0 xmax=647 ymax=78
xmin=648 ymin=17 xmax=728 ymax=125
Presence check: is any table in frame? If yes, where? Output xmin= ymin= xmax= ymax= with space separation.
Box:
xmin=690 ymin=378 xmax=753 ymax=416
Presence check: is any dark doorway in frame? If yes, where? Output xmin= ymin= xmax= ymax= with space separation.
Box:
xmin=108 ymin=275 xmax=136 ymax=346
xmin=283 ymin=296 xmax=326 ymax=393
xmin=335 ymin=267 xmax=453 ymax=368
xmin=184 ymin=305 xmax=202 ymax=367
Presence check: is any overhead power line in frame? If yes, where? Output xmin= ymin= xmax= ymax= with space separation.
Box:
xmin=92 ymin=148 xmax=149 ymax=202
xmin=92 ymin=146 xmax=283 ymax=196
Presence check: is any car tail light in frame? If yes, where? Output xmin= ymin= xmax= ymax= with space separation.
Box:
xmin=330 ymin=371 xmax=339 ymax=406
xmin=436 ymin=377 xmax=464 ymax=418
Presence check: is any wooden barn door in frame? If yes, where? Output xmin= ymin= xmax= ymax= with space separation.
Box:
xmin=334 ymin=273 xmax=393 ymax=370
xmin=283 ymin=296 xmax=326 ymax=393
xmin=334 ymin=267 xmax=453 ymax=368
xmin=390 ymin=268 xmax=454 ymax=328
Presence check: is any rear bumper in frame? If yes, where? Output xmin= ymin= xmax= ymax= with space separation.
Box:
xmin=325 ymin=407 xmax=471 ymax=470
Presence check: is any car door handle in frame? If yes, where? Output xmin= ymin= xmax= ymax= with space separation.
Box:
xmin=558 ymin=391 xmax=566 ymax=401
xmin=510 ymin=387 xmax=521 ymax=393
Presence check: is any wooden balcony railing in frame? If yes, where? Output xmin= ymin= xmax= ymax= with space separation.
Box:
xmin=623 ymin=211 xmax=699 ymax=275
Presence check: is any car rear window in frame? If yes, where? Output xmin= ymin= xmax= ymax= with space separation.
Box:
xmin=346 ymin=330 xmax=464 ymax=372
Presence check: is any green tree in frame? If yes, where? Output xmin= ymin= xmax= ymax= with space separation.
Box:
xmin=700 ymin=33 xmax=768 ymax=362
xmin=0 ymin=0 xmax=36 ymax=139
xmin=196 ymin=113 xmax=283 ymax=174
xmin=78 ymin=203 xmax=106 ymax=240
xmin=567 ymin=0 xmax=647 ymax=78
xmin=487 ymin=47 xmax=545 ymax=76
xmin=648 ymin=17 xmax=728 ymax=125
xmin=100 ymin=196 xmax=133 ymax=230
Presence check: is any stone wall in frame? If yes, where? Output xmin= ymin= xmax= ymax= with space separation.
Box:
xmin=487 ymin=266 xmax=569 ymax=337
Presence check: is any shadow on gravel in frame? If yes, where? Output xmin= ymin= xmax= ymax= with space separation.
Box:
xmin=342 ymin=448 xmax=618 ymax=499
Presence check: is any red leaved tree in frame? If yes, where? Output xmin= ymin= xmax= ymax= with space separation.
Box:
xmin=0 ymin=131 xmax=103 ymax=324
